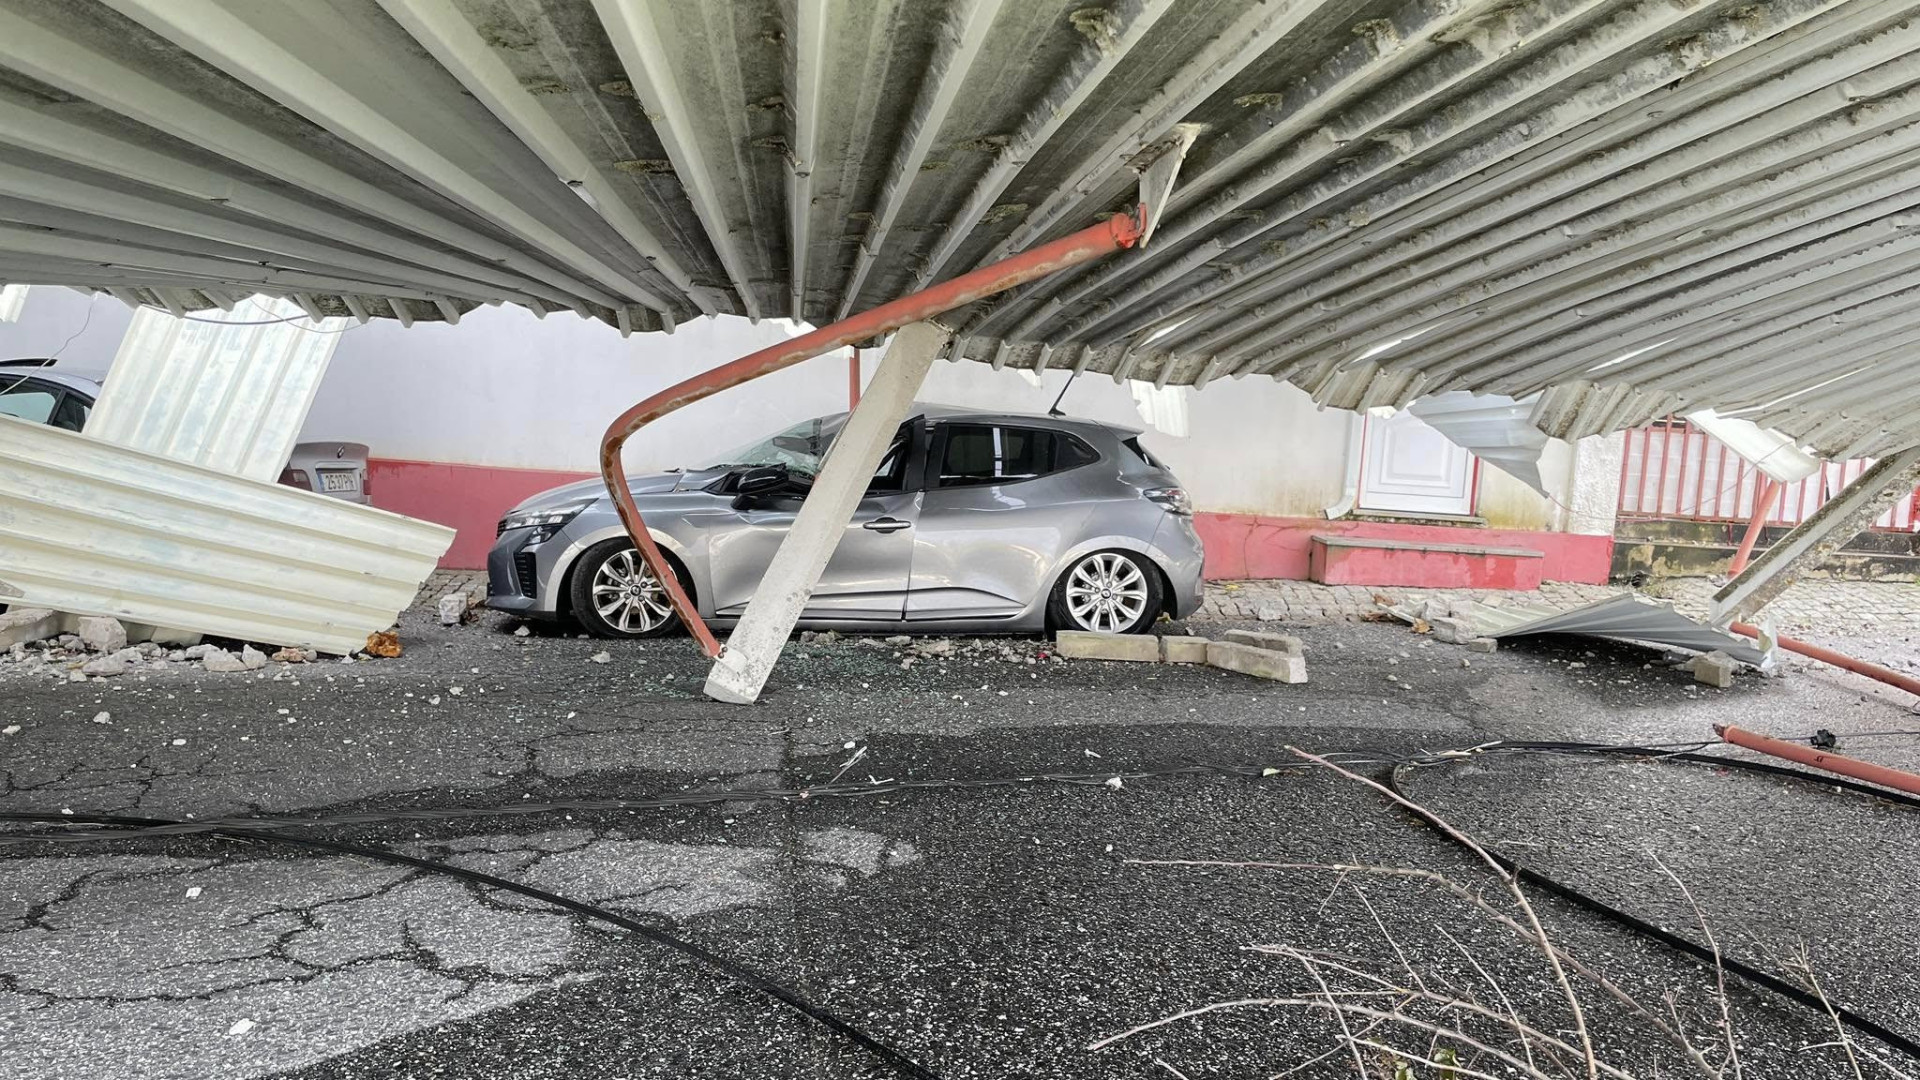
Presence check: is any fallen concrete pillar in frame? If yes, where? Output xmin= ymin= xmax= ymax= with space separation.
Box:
xmin=1711 ymin=444 xmax=1920 ymax=626
xmin=1056 ymin=630 xmax=1160 ymax=662
xmin=1207 ymin=640 xmax=1308 ymax=683
xmin=704 ymin=322 xmax=948 ymax=704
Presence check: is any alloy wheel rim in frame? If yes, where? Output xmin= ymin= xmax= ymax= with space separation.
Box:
xmin=590 ymin=549 xmax=673 ymax=633
xmin=1065 ymin=552 xmax=1148 ymax=633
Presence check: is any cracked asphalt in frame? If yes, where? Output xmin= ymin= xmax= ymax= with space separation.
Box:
xmin=3 ymin=604 xmax=1919 ymax=1079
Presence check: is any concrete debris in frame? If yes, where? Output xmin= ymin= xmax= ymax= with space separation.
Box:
xmin=1 ymin=724 xmax=18 ymax=735
xmin=77 ymin=616 xmax=128 ymax=653
xmin=270 ymin=647 xmax=311 ymax=663
xmin=1691 ymin=650 xmax=1737 ymax=688
xmin=201 ymin=648 xmax=249 ymax=673
xmin=437 ymin=594 xmax=467 ymax=626
xmin=1206 ymin=640 xmax=1308 ymax=683
xmin=884 ymin=635 xmax=912 ymax=646
xmin=91 ymin=711 xmax=111 ymax=724
xmin=80 ymin=653 xmax=129 ymax=677
xmin=1054 ymin=630 xmax=1160 ymax=662
xmin=0 ymin=607 xmax=59 ymax=649
xmin=1466 ymin=638 xmax=1498 ymax=653
xmin=241 ymin=645 xmax=269 ymax=671
xmin=588 ymin=652 xmax=611 ymax=664
xmin=1222 ymin=629 xmax=1304 ymax=655
xmin=1159 ymin=635 xmax=1210 ymax=664
xmin=513 ymin=625 xmax=531 ymax=637
xmin=1427 ymin=617 xmax=1473 ymax=644
xmin=183 ymin=643 xmax=216 ymax=659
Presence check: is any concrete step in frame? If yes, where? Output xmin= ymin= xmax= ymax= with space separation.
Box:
xmin=1308 ymin=534 xmax=1545 ymax=589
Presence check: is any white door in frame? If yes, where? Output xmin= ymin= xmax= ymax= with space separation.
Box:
xmin=1358 ymin=409 xmax=1475 ymax=516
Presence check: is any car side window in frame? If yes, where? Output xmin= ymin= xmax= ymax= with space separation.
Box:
xmin=867 ymin=435 xmax=909 ymax=495
xmin=937 ymin=424 xmax=1057 ymax=487
xmin=49 ymin=393 xmax=89 ymax=433
xmin=0 ymin=381 xmax=57 ymax=425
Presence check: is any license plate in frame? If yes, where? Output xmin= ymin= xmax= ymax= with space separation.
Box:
xmin=319 ymin=471 xmax=360 ymax=493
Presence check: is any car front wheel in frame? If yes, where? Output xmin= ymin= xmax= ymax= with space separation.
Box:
xmin=1048 ymin=549 xmax=1162 ymax=635
xmin=568 ymin=540 xmax=684 ymax=638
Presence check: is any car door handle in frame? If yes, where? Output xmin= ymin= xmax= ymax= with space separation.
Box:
xmin=861 ymin=517 xmax=911 ymax=533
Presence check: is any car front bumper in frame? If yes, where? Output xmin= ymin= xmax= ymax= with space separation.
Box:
xmin=486 ymin=527 xmax=559 ymax=617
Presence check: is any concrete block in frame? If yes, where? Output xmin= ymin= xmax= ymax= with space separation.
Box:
xmin=1428 ymin=617 xmax=1472 ymax=644
xmin=1691 ymin=650 xmax=1736 ymax=688
xmin=77 ymin=616 xmax=127 ymax=653
xmin=1159 ymin=635 xmax=1211 ymax=664
xmin=1466 ymin=637 xmax=1498 ymax=653
xmin=1055 ymin=630 xmax=1160 ymax=662
xmin=1223 ymin=629 xmax=1304 ymax=655
xmin=1207 ymin=641 xmax=1308 ymax=683
xmin=0 ymin=607 xmax=60 ymax=649
xmin=437 ymin=594 xmax=467 ymax=626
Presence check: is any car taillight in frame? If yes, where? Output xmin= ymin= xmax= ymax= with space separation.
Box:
xmin=1144 ymin=486 xmax=1191 ymax=515
xmin=279 ymin=468 xmax=311 ymax=490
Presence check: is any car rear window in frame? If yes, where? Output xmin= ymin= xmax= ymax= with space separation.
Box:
xmin=1121 ymin=436 xmax=1164 ymax=469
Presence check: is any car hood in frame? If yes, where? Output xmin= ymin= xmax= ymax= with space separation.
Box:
xmin=509 ymin=467 xmax=727 ymax=512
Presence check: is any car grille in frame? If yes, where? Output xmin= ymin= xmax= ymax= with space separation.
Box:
xmin=513 ymin=550 xmax=539 ymax=598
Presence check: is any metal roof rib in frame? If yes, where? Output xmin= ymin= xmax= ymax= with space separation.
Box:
xmin=0 ymin=0 xmax=1917 ymax=451
xmin=591 ymin=0 xmax=764 ymax=320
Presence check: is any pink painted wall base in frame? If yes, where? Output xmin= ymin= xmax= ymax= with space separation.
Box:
xmin=1197 ymin=514 xmax=1613 ymax=584
xmin=371 ymin=459 xmax=1616 ymax=586
xmin=1308 ymin=535 xmax=1546 ymax=589
xmin=368 ymin=458 xmax=593 ymax=569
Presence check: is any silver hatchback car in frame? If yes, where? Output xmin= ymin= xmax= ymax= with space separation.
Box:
xmin=486 ymin=405 xmax=1205 ymax=638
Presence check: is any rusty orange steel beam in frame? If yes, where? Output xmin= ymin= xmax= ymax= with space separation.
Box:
xmin=1715 ymin=724 xmax=1920 ymax=797
xmin=600 ymin=209 xmax=1147 ymax=658
xmin=1727 ymin=622 xmax=1920 ymax=699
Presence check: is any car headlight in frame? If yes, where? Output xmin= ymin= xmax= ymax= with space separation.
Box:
xmin=498 ymin=499 xmax=594 ymax=540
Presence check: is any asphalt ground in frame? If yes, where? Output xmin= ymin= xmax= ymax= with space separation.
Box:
xmin=3 ymin=606 xmax=1918 ymax=1079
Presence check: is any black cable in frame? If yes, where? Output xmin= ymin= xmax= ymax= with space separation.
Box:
xmin=1386 ymin=743 xmax=1920 ymax=1062
xmin=0 ymin=808 xmax=940 ymax=1080
xmin=0 ymin=755 xmax=1409 ymax=843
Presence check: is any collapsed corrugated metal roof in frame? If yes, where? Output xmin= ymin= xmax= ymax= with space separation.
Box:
xmin=3 ymin=0 xmax=1920 ymax=454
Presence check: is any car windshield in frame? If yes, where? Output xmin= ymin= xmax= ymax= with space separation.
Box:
xmin=701 ymin=416 xmax=840 ymax=477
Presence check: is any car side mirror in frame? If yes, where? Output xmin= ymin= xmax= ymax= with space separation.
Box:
xmin=731 ymin=464 xmax=790 ymax=509
xmin=735 ymin=465 xmax=788 ymax=496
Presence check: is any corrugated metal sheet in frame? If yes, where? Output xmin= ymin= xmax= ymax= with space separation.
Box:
xmin=0 ymin=413 xmax=452 ymax=654
xmin=1405 ymin=392 xmax=1551 ymax=496
xmin=1454 ymin=593 xmax=1770 ymax=665
xmin=83 ymin=296 xmax=346 ymax=482
xmin=1 ymin=0 xmax=1919 ymax=453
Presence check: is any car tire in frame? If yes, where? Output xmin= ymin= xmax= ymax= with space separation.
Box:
xmin=1047 ymin=549 xmax=1163 ymax=636
xmin=568 ymin=539 xmax=686 ymax=639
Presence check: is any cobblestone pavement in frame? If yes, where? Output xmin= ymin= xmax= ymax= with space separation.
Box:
xmin=1196 ymin=576 xmax=1920 ymax=635
xmin=413 ymin=568 xmax=488 ymax=609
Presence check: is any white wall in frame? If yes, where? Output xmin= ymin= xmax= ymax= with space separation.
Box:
xmin=300 ymin=305 xmax=822 ymax=474
xmin=0 ymin=290 xmax=1594 ymax=531
xmin=0 ymin=287 xmax=137 ymax=373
